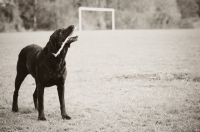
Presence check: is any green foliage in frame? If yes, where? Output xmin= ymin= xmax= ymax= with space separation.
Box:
xmin=0 ymin=0 xmax=23 ymax=32
xmin=196 ymin=0 xmax=200 ymax=16
xmin=36 ymin=0 xmax=77 ymax=30
xmin=18 ymin=0 xmax=34 ymax=29
xmin=177 ymin=0 xmax=199 ymax=18
xmin=176 ymin=0 xmax=200 ymax=28
xmin=0 ymin=0 xmax=200 ymax=31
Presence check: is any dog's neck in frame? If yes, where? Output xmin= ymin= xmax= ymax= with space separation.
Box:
xmin=43 ymin=41 xmax=71 ymax=58
xmin=41 ymin=42 xmax=71 ymax=72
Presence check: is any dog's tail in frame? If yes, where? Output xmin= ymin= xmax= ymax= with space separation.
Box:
xmin=16 ymin=47 xmax=29 ymax=73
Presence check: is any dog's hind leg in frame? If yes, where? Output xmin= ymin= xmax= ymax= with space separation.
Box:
xmin=12 ymin=60 xmax=28 ymax=112
xmin=33 ymin=82 xmax=38 ymax=110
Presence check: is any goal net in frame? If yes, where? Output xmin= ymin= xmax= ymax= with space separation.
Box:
xmin=79 ymin=7 xmax=115 ymax=31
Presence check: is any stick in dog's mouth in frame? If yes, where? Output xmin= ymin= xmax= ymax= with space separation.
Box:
xmin=52 ymin=27 xmax=78 ymax=57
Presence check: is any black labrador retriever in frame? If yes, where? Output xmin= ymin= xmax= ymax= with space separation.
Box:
xmin=12 ymin=25 xmax=78 ymax=120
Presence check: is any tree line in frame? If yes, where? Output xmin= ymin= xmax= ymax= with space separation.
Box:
xmin=0 ymin=0 xmax=200 ymax=32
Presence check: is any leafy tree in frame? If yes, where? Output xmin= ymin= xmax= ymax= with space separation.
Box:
xmin=1 ymin=0 xmax=200 ymax=31
xmin=18 ymin=0 xmax=34 ymax=30
xmin=0 ymin=0 xmax=23 ymax=32
xmin=195 ymin=0 xmax=200 ymax=16
xmin=176 ymin=0 xmax=199 ymax=18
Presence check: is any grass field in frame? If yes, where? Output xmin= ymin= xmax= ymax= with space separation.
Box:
xmin=0 ymin=29 xmax=200 ymax=132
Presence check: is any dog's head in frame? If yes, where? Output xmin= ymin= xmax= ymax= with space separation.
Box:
xmin=46 ymin=25 xmax=78 ymax=56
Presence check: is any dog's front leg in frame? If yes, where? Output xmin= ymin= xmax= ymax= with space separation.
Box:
xmin=57 ymin=84 xmax=71 ymax=120
xmin=37 ymin=84 xmax=46 ymax=121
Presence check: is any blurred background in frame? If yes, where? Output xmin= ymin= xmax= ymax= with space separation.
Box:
xmin=0 ymin=0 xmax=200 ymax=32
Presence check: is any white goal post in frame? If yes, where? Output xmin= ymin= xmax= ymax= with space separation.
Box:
xmin=79 ymin=7 xmax=115 ymax=31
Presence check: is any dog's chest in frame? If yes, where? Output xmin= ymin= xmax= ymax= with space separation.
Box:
xmin=45 ymin=66 xmax=66 ymax=87
xmin=45 ymin=72 xmax=66 ymax=87
xmin=45 ymin=77 xmax=58 ymax=87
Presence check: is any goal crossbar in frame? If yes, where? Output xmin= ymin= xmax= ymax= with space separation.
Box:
xmin=79 ymin=7 xmax=115 ymax=31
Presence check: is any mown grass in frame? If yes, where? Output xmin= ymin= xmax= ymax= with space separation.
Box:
xmin=0 ymin=29 xmax=200 ymax=131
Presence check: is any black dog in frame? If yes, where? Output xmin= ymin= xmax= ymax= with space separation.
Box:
xmin=12 ymin=25 xmax=78 ymax=120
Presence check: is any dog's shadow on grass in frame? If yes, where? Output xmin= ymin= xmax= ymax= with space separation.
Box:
xmin=18 ymin=107 xmax=38 ymax=120
xmin=19 ymin=107 xmax=36 ymax=115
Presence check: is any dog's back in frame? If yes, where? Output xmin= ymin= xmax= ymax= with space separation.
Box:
xmin=19 ymin=44 xmax=42 ymax=61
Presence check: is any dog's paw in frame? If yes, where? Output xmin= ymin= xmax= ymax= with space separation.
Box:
xmin=62 ymin=115 xmax=71 ymax=120
xmin=12 ymin=107 xmax=19 ymax=112
xmin=38 ymin=116 xmax=47 ymax=121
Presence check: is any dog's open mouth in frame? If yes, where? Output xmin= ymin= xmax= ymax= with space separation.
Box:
xmin=67 ymin=26 xmax=78 ymax=42
xmin=68 ymin=26 xmax=77 ymax=37
xmin=68 ymin=36 xmax=78 ymax=42
xmin=63 ymin=26 xmax=78 ymax=43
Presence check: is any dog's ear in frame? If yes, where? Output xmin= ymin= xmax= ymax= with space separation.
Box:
xmin=46 ymin=40 xmax=57 ymax=54
xmin=50 ymin=37 xmax=56 ymax=47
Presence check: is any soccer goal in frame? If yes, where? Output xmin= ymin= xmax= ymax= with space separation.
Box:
xmin=78 ymin=7 xmax=115 ymax=31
